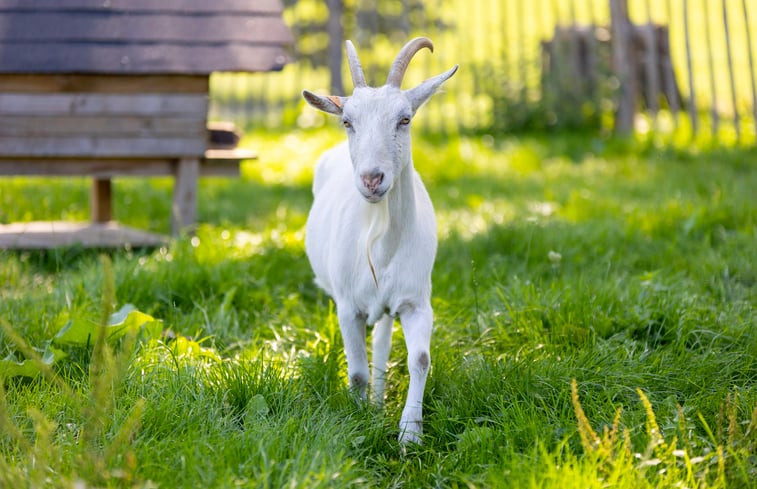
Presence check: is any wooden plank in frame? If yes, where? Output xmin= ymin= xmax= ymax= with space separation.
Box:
xmin=722 ymin=0 xmax=741 ymax=141
xmin=0 ymin=12 xmax=293 ymax=44
xmin=0 ymin=93 xmax=208 ymax=116
xmin=91 ymin=179 xmax=112 ymax=223
xmin=0 ymin=116 xmax=206 ymax=138
xmin=0 ymin=136 xmax=207 ymax=157
xmin=0 ymin=75 xmax=209 ymax=93
xmin=743 ymin=0 xmax=757 ymax=129
xmin=204 ymin=149 xmax=258 ymax=162
xmin=0 ymin=221 xmax=166 ymax=249
xmin=683 ymin=0 xmax=699 ymax=135
xmin=703 ymin=0 xmax=719 ymax=135
xmin=171 ymin=158 xmax=200 ymax=235
xmin=0 ymin=0 xmax=285 ymax=14
xmin=610 ymin=0 xmax=635 ymax=135
xmin=0 ymin=158 xmax=244 ymax=177
xmin=0 ymin=43 xmax=290 ymax=75
xmin=0 ymin=159 xmax=176 ymax=177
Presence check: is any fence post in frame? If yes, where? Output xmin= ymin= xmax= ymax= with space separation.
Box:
xmin=326 ymin=0 xmax=344 ymax=96
xmin=610 ymin=0 xmax=635 ymax=135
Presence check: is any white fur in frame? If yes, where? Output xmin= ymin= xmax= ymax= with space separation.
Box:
xmin=303 ymin=41 xmax=457 ymax=445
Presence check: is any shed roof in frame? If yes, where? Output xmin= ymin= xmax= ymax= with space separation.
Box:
xmin=0 ymin=0 xmax=293 ymax=75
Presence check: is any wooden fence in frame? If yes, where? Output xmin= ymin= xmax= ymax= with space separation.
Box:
xmin=210 ymin=0 xmax=756 ymax=143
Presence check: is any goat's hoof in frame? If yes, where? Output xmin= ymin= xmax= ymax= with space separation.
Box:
xmin=398 ymin=421 xmax=423 ymax=446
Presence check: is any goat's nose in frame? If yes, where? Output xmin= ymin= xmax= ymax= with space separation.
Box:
xmin=361 ymin=170 xmax=384 ymax=192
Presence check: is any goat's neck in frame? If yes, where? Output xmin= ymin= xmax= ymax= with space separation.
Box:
xmin=386 ymin=157 xmax=417 ymax=232
xmin=359 ymin=156 xmax=415 ymax=284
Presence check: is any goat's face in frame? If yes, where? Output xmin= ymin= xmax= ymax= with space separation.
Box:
xmin=341 ymin=86 xmax=412 ymax=202
xmin=303 ymin=37 xmax=457 ymax=204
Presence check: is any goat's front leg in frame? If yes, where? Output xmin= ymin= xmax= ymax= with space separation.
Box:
xmin=371 ymin=315 xmax=394 ymax=405
xmin=398 ymin=304 xmax=432 ymax=445
xmin=338 ymin=307 xmax=369 ymax=398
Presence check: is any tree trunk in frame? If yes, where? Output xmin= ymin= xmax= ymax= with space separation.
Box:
xmin=326 ymin=0 xmax=344 ymax=95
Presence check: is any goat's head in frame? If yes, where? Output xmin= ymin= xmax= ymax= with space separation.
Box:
xmin=303 ymin=37 xmax=458 ymax=203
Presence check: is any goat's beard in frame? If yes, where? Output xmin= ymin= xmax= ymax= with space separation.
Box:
xmin=358 ymin=198 xmax=390 ymax=287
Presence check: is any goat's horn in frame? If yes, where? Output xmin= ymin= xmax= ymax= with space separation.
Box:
xmin=386 ymin=37 xmax=434 ymax=88
xmin=345 ymin=40 xmax=367 ymax=88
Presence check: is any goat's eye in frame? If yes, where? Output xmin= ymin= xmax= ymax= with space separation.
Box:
xmin=343 ymin=120 xmax=352 ymax=128
xmin=399 ymin=117 xmax=411 ymax=126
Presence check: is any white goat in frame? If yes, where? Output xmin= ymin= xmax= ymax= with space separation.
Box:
xmin=302 ymin=37 xmax=457 ymax=444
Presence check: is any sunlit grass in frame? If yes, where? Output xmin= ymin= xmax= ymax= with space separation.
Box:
xmin=0 ymin=128 xmax=755 ymax=487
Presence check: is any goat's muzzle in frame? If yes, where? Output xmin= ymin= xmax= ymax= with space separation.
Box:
xmin=360 ymin=169 xmax=386 ymax=202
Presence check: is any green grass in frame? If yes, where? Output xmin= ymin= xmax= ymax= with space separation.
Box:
xmin=1 ymin=129 xmax=755 ymax=488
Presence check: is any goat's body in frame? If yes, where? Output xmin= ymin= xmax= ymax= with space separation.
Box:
xmin=306 ymin=142 xmax=437 ymax=325
xmin=301 ymin=37 xmax=456 ymax=445
xmin=305 ymin=142 xmax=437 ymax=444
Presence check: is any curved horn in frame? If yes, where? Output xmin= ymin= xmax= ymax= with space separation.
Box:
xmin=386 ymin=37 xmax=434 ymax=88
xmin=345 ymin=40 xmax=367 ymax=88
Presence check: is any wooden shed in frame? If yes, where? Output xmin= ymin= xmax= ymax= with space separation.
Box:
xmin=0 ymin=0 xmax=292 ymax=248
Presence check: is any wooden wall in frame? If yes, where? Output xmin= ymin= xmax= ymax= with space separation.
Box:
xmin=0 ymin=75 xmax=209 ymax=159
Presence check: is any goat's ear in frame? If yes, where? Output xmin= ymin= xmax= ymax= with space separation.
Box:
xmin=405 ymin=65 xmax=459 ymax=113
xmin=302 ymin=90 xmax=345 ymax=115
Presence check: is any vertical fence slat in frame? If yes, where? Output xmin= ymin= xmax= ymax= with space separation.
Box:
xmin=703 ymin=0 xmax=720 ymax=136
xmin=662 ymin=0 xmax=679 ymax=127
xmin=722 ymin=0 xmax=741 ymax=141
xmin=209 ymin=0 xmax=754 ymax=140
xmin=611 ymin=0 xmax=634 ymax=135
xmin=683 ymin=0 xmax=698 ymax=136
xmin=743 ymin=0 xmax=757 ymax=130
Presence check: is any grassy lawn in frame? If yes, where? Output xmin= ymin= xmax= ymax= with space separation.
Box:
xmin=0 ymin=129 xmax=755 ymax=487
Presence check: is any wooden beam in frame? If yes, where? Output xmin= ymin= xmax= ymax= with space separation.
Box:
xmin=0 ymin=93 xmax=208 ymax=116
xmin=0 ymin=12 xmax=293 ymax=44
xmin=0 ymin=221 xmax=166 ymax=249
xmin=0 ymin=136 xmax=206 ymax=157
xmin=0 ymin=75 xmax=209 ymax=94
xmin=0 ymin=43 xmax=290 ymax=75
xmin=91 ymin=178 xmax=112 ymax=223
xmin=171 ymin=158 xmax=200 ymax=235
xmin=0 ymin=115 xmax=205 ymax=138
xmin=0 ymin=0 xmax=286 ymax=15
xmin=0 ymin=153 xmax=251 ymax=177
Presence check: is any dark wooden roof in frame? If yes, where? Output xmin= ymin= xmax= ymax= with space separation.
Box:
xmin=0 ymin=0 xmax=293 ymax=75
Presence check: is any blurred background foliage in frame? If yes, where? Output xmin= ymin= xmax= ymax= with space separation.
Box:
xmin=211 ymin=0 xmax=756 ymax=142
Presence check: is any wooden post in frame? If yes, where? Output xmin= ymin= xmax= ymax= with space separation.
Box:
xmin=683 ymin=0 xmax=699 ymax=135
xmin=171 ymin=157 xmax=200 ymax=235
xmin=722 ymin=0 xmax=741 ymax=141
xmin=704 ymin=0 xmax=719 ymax=136
xmin=643 ymin=0 xmax=659 ymax=128
xmin=90 ymin=178 xmax=112 ymax=223
xmin=663 ymin=0 xmax=679 ymax=129
xmin=743 ymin=0 xmax=757 ymax=129
xmin=610 ymin=0 xmax=635 ymax=135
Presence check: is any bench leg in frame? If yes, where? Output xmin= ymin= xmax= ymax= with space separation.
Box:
xmin=171 ymin=157 xmax=200 ymax=236
xmin=91 ymin=178 xmax=112 ymax=223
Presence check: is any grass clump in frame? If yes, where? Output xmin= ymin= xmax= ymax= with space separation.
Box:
xmin=0 ymin=129 xmax=755 ymax=487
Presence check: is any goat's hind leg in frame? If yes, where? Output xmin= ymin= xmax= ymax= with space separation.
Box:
xmin=371 ymin=315 xmax=393 ymax=405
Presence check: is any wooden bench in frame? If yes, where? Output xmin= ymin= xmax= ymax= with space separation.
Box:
xmin=0 ymin=76 xmax=256 ymax=247
xmin=0 ymin=0 xmax=292 ymax=249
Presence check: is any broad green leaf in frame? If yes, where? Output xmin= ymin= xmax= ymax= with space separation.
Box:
xmin=171 ymin=336 xmax=222 ymax=363
xmin=245 ymin=394 xmax=270 ymax=425
xmin=54 ymin=304 xmax=162 ymax=346
xmin=0 ymin=345 xmax=67 ymax=379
